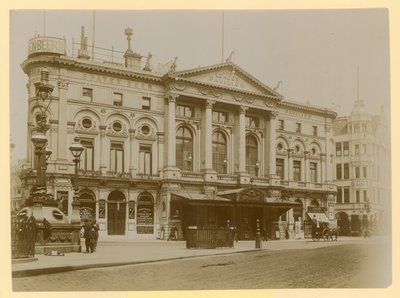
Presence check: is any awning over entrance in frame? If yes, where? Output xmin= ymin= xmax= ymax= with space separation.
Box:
xmin=171 ymin=193 xmax=233 ymax=206
xmin=307 ymin=212 xmax=330 ymax=223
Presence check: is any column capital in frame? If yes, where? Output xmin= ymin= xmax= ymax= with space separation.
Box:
xmin=58 ymin=79 xmax=69 ymax=90
xmin=165 ymin=91 xmax=179 ymax=103
xmin=205 ymin=99 xmax=216 ymax=109
xmin=239 ymin=105 xmax=249 ymax=114
xmin=129 ymin=128 xmax=136 ymax=138
xmin=270 ymin=110 xmax=279 ymax=119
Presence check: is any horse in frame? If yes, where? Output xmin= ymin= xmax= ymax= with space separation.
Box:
xmin=329 ymin=226 xmax=340 ymax=241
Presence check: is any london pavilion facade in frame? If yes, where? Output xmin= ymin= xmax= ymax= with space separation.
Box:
xmin=19 ymin=28 xmax=337 ymax=241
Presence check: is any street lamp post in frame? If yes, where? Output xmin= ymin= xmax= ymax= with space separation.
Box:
xmin=69 ymin=137 xmax=84 ymax=226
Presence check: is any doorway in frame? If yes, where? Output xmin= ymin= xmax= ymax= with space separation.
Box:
xmin=107 ymin=191 xmax=126 ymax=235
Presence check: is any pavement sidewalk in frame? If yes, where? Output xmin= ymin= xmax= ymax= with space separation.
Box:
xmin=11 ymin=236 xmax=370 ymax=277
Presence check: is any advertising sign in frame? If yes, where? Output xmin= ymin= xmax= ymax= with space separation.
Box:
xmin=28 ymin=37 xmax=65 ymax=57
xmin=137 ymin=207 xmax=153 ymax=225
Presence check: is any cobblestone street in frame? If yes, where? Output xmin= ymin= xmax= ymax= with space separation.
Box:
xmin=13 ymin=237 xmax=391 ymax=291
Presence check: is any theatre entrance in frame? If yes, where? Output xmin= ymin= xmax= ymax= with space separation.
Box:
xmin=107 ymin=191 xmax=126 ymax=235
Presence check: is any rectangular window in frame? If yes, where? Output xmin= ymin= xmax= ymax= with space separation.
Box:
xmin=278 ymin=119 xmax=285 ymax=130
xmin=80 ymin=139 xmax=94 ymax=171
xmin=355 ymin=144 xmax=360 ymax=155
xmin=363 ymin=166 xmax=367 ymax=178
xmin=362 ymin=123 xmax=367 ymax=133
xmin=337 ymin=187 xmax=343 ymax=204
xmin=336 ymin=164 xmax=342 ymax=180
xmin=176 ymin=104 xmax=194 ymax=118
xmin=364 ymin=190 xmax=367 ymax=202
xmin=142 ymin=97 xmax=151 ymax=110
xmin=82 ymin=87 xmax=93 ymax=101
xmin=245 ymin=115 xmax=259 ymax=128
xmin=296 ymin=123 xmax=301 ymax=133
xmin=293 ymin=160 xmax=301 ymax=182
xmin=344 ymin=163 xmax=349 ymax=179
xmin=355 ymin=166 xmax=360 ymax=179
xmin=336 ymin=142 xmax=342 ymax=156
xmin=113 ymin=92 xmax=123 ymax=106
xmin=276 ymin=158 xmax=284 ymax=179
xmin=356 ymin=190 xmax=360 ymax=203
xmin=312 ymin=126 xmax=318 ymax=136
xmin=343 ymin=142 xmax=349 ymax=156
xmin=139 ymin=145 xmax=152 ymax=175
xmin=212 ymin=110 xmax=228 ymax=123
xmin=344 ymin=188 xmax=350 ymax=203
xmin=362 ymin=144 xmax=367 ymax=154
xmin=110 ymin=143 xmax=124 ymax=173
xmin=310 ymin=162 xmax=318 ymax=183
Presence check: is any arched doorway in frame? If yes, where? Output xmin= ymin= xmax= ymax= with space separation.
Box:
xmin=79 ymin=189 xmax=96 ymax=222
xmin=336 ymin=212 xmax=350 ymax=236
xmin=136 ymin=192 xmax=154 ymax=235
xmin=107 ymin=191 xmax=126 ymax=235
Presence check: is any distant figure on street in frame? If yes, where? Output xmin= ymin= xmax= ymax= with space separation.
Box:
xmin=262 ymin=230 xmax=268 ymax=242
xmin=168 ymin=224 xmax=178 ymax=241
xmin=285 ymin=227 xmax=289 ymax=239
xmin=83 ymin=220 xmax=94 ymax=253
xmin=233 ymin=227 xmax=238 ymax=243
xmin=92 ymin=220 xmax=99 ymax=252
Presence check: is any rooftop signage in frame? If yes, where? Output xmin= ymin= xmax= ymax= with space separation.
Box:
xmin=28 ymin=36 xmax=65 ymax=57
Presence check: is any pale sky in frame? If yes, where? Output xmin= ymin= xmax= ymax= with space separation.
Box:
xmin=9 ymin=9 xmax=390 ymax=164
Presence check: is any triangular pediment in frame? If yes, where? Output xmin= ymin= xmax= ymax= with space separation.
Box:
xmin=171 ymin=62 xmax=282 ymax=98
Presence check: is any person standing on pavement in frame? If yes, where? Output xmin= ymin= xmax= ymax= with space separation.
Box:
xmin=92 ymin=220 xmax=99 ymax=252
xmin=83 ymin=220 xmax=94 ymax=253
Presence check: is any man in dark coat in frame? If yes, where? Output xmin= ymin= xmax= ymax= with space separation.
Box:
xmin=83 ymin=220 xmax=94 ymax=253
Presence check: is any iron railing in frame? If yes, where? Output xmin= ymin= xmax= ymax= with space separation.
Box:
xmin=11 ymin=215 xmax=37 ymax=258
xmin=186 ymin=226 xmax=234 ymax=249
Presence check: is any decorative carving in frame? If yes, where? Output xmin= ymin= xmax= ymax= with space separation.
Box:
xmin=165 ymin=91 xmax=179 ymax=103
xmin=106 ymin=122 xmax=128 ymax=138
xmin=232 ymin=94 xmax=243 ymax=102
xmin=130 ymin=113 xmax=135 ymax=118
xmin=136 ymin=124 xmax=156 ymax=140
xmin=240 ymin=188 xmax=265 ymax=202
xmin=206 ymin=99 xmax=216 ymax=109
xmin=101 ymin=109 xmax=107 ymax=114
xmin=264 ymin=100 xmax=277 ymax=109
xmin=245 ymin=97 xmax=255 ymax=104
xmin=270 ymin=110 xmax=279 ymax=119
xmin=76 ymin=116 xmax=98 ymax=135
xmin=170 ymin=83 xmax=186 ymax=91
xmin=198 ymin=88 xmax=209 ymax=95
xmin=211 ymin=90 xmax=223 ymax=98
xmin=239 ymin=105 xmax=249 ymax=114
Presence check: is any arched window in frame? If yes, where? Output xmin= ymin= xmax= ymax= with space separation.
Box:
xmin=176 ymin=127 xmax=193 ymax=171
xmin=246 ymin=135 xmax=259 ymax=176
xmin=212 ymin=131 xmax=227 ymax=173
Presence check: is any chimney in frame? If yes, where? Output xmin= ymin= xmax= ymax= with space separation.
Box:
xmin=77 ymin=26 xmax=90 ymax=59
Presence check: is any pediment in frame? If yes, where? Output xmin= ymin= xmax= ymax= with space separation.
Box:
xmin=171 ymin=62 xmax=281 ymax=98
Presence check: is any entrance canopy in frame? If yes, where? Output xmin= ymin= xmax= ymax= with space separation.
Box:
xmin=307 ymin=212 xmax=330 ymax=223
xmin=171 ymin=192 xmax=233 ymax=206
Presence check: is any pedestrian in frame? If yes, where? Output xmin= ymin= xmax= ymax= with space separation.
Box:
xmin=262 ymin=229 xmax=268 ymax=242
xmin=82 ymin=220 xmax=94 ymax=253
xmin=92 ymin=220 xmax=99 ymax=252
xmin=285 ymin=227 xmax=289 ymax=239
xmin=233 ymin=227 xmax=239 ymax=243
xmin=168 ymin=224 xmax=178 ymax=241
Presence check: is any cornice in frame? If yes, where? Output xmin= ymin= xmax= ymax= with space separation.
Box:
xmin=278 ymin=101 xmax=337 ymax=119
xmin=21 ymin=56 xmax=163 ymax=83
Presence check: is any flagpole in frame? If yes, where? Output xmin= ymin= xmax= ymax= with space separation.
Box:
xmin=92 ymin=10 xmax=96 ymax=61
xmin=43 ymin=10 xmax=46 ymax=36
xmin=222 ymin=11 xmax=224 ymax=63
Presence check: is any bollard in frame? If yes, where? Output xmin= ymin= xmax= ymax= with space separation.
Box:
xmin=255 ymin=219 xmax=261 ymax=249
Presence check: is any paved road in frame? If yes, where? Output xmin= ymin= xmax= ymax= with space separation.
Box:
xmin=13 ymin=239 xmax=391 ymax=291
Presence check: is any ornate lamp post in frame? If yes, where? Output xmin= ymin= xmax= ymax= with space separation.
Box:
xmin=29 ymin=67 xmax=54 ymax=204
xmin=69 ymin=137 xmax=84 ymax=226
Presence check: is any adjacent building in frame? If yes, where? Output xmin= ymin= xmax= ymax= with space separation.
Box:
xmin=19 ymin=28 xmax=337 ymax=241
xmin=333 ymin=100 xmax=390 ymax=235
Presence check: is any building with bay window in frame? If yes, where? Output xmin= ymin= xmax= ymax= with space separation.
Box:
xmin=19 ymin=28 xmax=337 ymax=241
xmin=333 ymin=100 xmax=390 ymax=235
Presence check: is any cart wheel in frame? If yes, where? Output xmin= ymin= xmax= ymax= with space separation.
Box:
xmin=322 ymin=228 xmax=330 ymax=241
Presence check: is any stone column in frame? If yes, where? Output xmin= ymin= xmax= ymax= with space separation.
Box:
xmin=129 ymin=129 xmax=136 ymax=176
xmin=287 ymin=149 xmax=294 ymax=181
xmin=166 ymin=92 xmax=179 ymax=167
xmin=204 ymin=99 xmax=215 ymax=170
xmin=57 ymin=79 xmax=69 ymax=160
xmin=99 ymin=125 xmax=107 ymax=175
xmin=268 ymin=111 xmax=278 ymax=176
xmin=164 ymin=92 xmax=180 ymax=179
xmin=157 ymin=132 xmax=165 ymax=176
xmin=320 ymin=153 xmax=326 ymax=183
xmin=238 ymin=106 xmax=248 ymax=173
xmin=304 ymin=151 xmax=310 ymax=183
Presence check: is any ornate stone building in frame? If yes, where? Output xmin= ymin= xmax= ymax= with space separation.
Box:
xmin=19 ymin=29 xmax=337 ymax=240
xmin=333 ymin=100 xmax=390 ymax=235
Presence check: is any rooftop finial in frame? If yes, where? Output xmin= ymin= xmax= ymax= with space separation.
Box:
xmin=125 ymin=27 xmax=133 ymax=52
